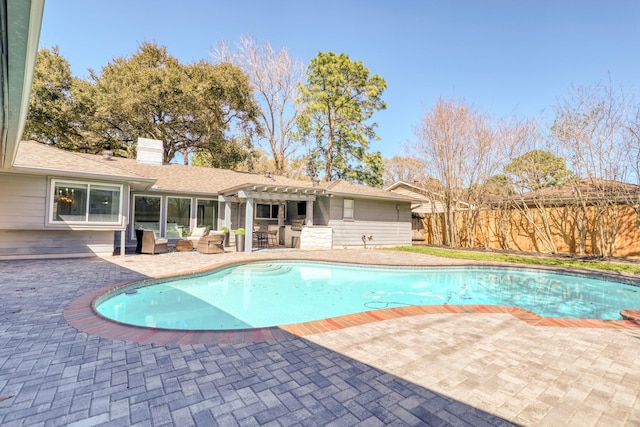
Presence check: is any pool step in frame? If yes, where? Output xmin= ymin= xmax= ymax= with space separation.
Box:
xmin=235 ymin=263 xmax=293 ymax=276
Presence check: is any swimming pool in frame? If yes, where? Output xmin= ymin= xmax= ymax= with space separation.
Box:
xmin=95 ymin=261 xmax=640 ymax=330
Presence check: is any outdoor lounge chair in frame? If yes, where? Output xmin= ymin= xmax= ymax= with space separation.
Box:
xmin=197 ymin=232 xmax=225 ymax=254
xmin=140 ymin=229 xmax=169 ymax=254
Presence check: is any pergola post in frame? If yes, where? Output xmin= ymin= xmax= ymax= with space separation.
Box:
xmin=305 ymin=200 xmax=314 ymax=225
xmin=244 ymin=197 xmax=254 ymax=252
xmin=224 ymin=200 xmax=231 ymax=229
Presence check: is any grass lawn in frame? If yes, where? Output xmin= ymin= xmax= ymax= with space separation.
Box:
xmin=389 ymin=246 xmax=640 ymax=275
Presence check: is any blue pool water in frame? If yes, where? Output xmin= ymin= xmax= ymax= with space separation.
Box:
xmin=95 ymin=261 xmax=640 ymax=330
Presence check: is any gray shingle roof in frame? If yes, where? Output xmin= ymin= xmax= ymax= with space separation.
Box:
xmin=13 ymin=141 xmax=415 ymax=202
xmin=13 ymin=141 xmax=150 ymax=181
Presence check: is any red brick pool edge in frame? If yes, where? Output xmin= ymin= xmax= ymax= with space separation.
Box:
xmin=64 ymin=281 xmax=640 ymax=345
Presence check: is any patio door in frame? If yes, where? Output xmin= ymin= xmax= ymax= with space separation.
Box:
xmin=166 ymin=197 xmax=191 ymax=238
xmin=196 ymin=199 xmax=217 ymax=229
xmin=132 ymin=195 xmax=161 ymax=237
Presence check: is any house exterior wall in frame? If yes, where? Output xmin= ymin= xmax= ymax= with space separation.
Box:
xmin=0 ymin=173 xmax=48 ymax=229
xmin=327 ymin=196 xmax=412 ymax=247
xmin=0 ymin=229 xmax=114 ymax=259
xmin=313 ymin=197 xmax=331 ymax=226
xmin=0 ymin=173 xmax=125 ymax=259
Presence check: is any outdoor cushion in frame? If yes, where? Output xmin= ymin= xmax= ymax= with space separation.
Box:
xmin=186 ymin=226 xmax=208 ymax=242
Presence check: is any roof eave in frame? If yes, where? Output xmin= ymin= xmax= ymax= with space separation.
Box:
xmin=9 ymin=165 xmax=157 ymax=188
xmin=0 ymin=0 xmax=45 ymax=169
xmin=326 ymin=190 xmax=417 ymax=203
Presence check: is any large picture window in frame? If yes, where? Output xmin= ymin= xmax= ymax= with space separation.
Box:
xmin=197 ymin=199 xmax=216 ymax=229
xmin=133 ymin=195 xmax=161 ymax=235
xmin=166 ymin=197 xmax=191 ymax=238
xmin=51 ymin=180 xmax=122 ymax=224
xmin=255 ymin=203 xmax=284 ymax=220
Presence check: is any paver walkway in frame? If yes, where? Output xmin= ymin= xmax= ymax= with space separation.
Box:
xmin=1 ymin=248 xmax=639 ymax=426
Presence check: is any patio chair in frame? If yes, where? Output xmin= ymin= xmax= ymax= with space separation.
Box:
xmin=253 ymin=226 xmax=268 ymax=248
xmin=197 ymin=232 xmax=225 ymax=254
xmin=267 ymin=226 xmax=279 ymax=247
xmin=140 ymin=229 xmax=169 ymax=254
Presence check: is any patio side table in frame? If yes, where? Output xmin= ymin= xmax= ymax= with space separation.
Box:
xmin=175 ymin=239 xmax=193 ymax=252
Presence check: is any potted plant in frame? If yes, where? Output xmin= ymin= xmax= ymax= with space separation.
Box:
xmin=221 ymin=226 xmax=230 ymax=247
xmin=235 ymin=228 xmax=246 ymax=252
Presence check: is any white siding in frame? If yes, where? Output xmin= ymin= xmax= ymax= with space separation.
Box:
xmin=328 ymin=197 xmax=412 ymax=247
xmin=0 ymin=173 xmax=47 ymax=229
xmin=330 ymin=220 xmax=412 ymax=247
xmin=0 ymin=229 xmax=115 ymax=259
xmin=0 ymin=174 xmax=126 ymax=258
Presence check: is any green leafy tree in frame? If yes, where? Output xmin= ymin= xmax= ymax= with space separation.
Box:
xmin=298 ymin=52 xmax=386 ymax=186
xmin=180 ymin=61 xmax=260 ymax=167
xmin=504 ymin=149 xmax=571 ymax=192
xmin=483 ymin=174 xmax=514 ymax=197
xmin=89 ymin=41 xmax=259 ymax=164
xmin=24 ymin=46 xmax=87 ymax=149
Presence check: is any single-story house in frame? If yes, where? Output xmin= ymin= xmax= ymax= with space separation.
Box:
xmin=0 ymin=139 xmax=415 ymax=259
xmin=0 ymin=4 xmax=414 ymax=259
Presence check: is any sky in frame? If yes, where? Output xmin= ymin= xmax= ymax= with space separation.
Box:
xmin=38 ymin=0 xmax=640 ymax=159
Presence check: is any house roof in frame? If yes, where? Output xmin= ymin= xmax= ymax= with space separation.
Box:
xmin=12 ymin=141 xmax=154 ymax=187
xmin=386 ymin=180 xmax=470 ymax=205
xmin=11 ymin=141 xmax=416 ymax=202
xmin=512 ymin=178 xmax=640 ymax=205
xmin=325 ymin=179 xmax=419 ymax=202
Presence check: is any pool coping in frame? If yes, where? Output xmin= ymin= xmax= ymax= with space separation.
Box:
xmin=63 ymin=258 xmax=640 ymax=345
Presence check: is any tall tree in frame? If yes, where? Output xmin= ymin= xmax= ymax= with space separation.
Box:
xmin=298 ymin=52 xmax=386 ymax=186
xmin=90 ymin=41 xmax=259 ymax=164
xmin=382 ymin=155 xmax=428 ymax=187
xmin=181 ymin=61 xmax=260 ymax=168
xmin=503 ymin=150 xmax=571 ymax=254
xmin=24 ymin=47 xmax=86 ymax=149
xmin=413 ymin=98 xmax=504 ymax=247
xmin=213 ymin=36 xmax=305 ymax=175
xmin=551 ymin=80 xmax=635 ymax=256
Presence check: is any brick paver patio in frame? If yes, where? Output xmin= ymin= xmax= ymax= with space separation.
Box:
xmin=1 ymin=248 xmax=639 ymax=426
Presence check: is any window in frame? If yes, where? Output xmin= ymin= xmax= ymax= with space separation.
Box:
xmin=256 ymin=203 xmax=284 ymax=220
xmin=297 ymin=202 xmax=307 ymax=216
xmin=133 ymin=195 xmax=161 ymax=236
xmin=196 ymin=199 xmax=216 ymax=229
xmin=51 ymin=180 xmax=122 ymax=224
xmin=166 ymin=197 xmax=191 ymax=238
xmin=343 ymin=199 xmax=354 ymax=220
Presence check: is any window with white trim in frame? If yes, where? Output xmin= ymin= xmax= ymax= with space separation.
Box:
xmin=50 ymin=180 xmax=122 ymax=224
xmin=196 ymin=198 xmax=217 ymax=229
xmin=166 ymin=197 xmax=191 ymax=238
xmin=343 ymin=199 xmax=354 ymax=220
xmin=132 ymin=195 xmax=161 ymax=236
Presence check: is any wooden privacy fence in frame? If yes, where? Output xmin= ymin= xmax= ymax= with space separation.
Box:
xmin=421 ymin=204 xmax=640 ymax=258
